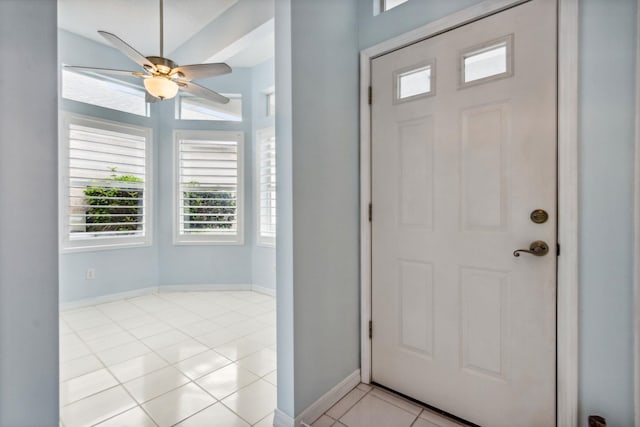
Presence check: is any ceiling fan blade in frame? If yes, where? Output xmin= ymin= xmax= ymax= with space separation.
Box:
xmin=178 ymin=81 xmax=230 ymax=104
xmin=98 ymin=30 xmax=156 ymax=70
xmin=170 ymin=63 xmax=231 ymax=81
xmin=145 ymin=91 xmax=161 ymax=104
xmin=64 ymin=65 xmax=145 ymax=78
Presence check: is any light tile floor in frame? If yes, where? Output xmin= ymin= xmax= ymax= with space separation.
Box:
xmin=312 ymin=384 xmax=469 ymax=427
xmin=59 ymin=291 xmax=276 ymax=427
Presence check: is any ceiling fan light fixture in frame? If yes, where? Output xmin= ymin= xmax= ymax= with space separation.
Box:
xmin=144 ymin=75 xmax=179 ymax=100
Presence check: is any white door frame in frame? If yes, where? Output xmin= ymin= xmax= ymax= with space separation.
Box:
xmin=634 ymin=1 xmax=640 ymax=424
xmin=359 ymin=0 xmax=579 ymax=425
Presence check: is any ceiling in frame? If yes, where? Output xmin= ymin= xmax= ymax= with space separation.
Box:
xmin=58 ymin=0 xmax=274 ymax=68
xmin=206 ymin=19 xmax=274 ymax=68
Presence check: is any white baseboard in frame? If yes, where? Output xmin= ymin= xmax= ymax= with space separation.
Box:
xmin=272 ymin=370 xmax=361 ymax=427
xmin=158 ymin=284 xmax=253 ymax=292
xmin=60 ymin=284 xmax=272 ymax=310
xmin=297 ymin=369 xmax=361 ymax=426
xmin=59 ymin=287 xmax=157 ymax=311
xmin=252 ymin=284 xmax=276 ymax=297
xmin=274 ymin=409 xmax=295 ymax=427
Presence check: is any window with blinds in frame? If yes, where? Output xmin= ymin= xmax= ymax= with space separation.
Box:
xmin=61 ymin=114 xmax=151 ymax=251
xmin=175 ymin=131 xmax=244 ymax=244
xmin=257 ymin=128 xmax=276 ymax=246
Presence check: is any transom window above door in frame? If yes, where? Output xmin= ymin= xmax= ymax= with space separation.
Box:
xmin=381 ymin=0 xmax=409 ymax=12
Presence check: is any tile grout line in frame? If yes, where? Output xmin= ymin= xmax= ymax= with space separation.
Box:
xmin=327 ymin=385 xmax=372 ymax=425
xmin=60 ymin=291 xmax=277 ymax=427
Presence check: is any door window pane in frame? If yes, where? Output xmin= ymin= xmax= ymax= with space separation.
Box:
xmin=462 ymin=37 xmax=512 ymax=85
xmin=397 ymin=66 xmax=432 ymax=100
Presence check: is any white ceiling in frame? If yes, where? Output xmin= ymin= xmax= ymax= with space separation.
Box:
xmin=58 ymin=0 xmax=262 ymax=62
xmin=207 ymin=19 xmax=274 ymax=68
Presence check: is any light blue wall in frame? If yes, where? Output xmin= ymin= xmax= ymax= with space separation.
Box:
xmin=156 ymin=68 xmax=255 ymax=286
xmin=252 ymin=58 xmax=277 ymax=292
xmin=275 ymin=0 xmax=361 ymax=416
xmin=273 ymin=0 xmax=638 ymax=424
xmin=58 ymin=30 xmax=160 ymax=302
xmin=0 ymin=1 xmax=59 ymax=425
xmin=357 ymin=0 xmax=484 ymax=49
xmin=579 ymin=0 xmax=636 ymax=425
xmin=58 ymin=30 xmax=275 ymax=300
xmin=275 ymin=0 xmax=296 ymax=416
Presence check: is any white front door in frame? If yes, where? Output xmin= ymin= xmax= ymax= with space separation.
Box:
xmin=370 ymin=1 xmax=557 ymax=425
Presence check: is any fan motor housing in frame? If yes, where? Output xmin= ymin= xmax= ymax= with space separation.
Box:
xmin=146 ymin=56 xmax=178 ymax=75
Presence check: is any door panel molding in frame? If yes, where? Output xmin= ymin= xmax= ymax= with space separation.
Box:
xmin=359 ymin=0 xmax=579 ymax=425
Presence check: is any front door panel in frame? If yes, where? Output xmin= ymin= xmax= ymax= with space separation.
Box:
xmin=371 ymin=2 xmax=557 ymax=425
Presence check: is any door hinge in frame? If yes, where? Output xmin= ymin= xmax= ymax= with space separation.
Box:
xmin=368 ymin=203 xmax=372 ymax=222
xmin=368 ymin=86 xmax=372 ymax=105
xmin=369 ymin=320 xmax=373 ymax=339
xmin=557 ymin=243 xmax=560 ymax=256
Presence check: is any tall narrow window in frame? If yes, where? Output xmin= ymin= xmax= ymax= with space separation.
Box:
xmin=266 ymin=92 xmax=276 ymax=117
xmin=257 ymin=128 xmax=276 ymax=246
xmin=175 ymin=131 xmax=244 ymax=244
xmin=61 ymin=114 xmax=152 ymax=251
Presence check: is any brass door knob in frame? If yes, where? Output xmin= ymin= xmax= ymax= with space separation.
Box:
xmin=513 ymin=240 xmax=549 ymax=257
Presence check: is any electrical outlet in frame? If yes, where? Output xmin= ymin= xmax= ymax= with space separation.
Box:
xmin=86 ymin=268 xmax=95 ymax=280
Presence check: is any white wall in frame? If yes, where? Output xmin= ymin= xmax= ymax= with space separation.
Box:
xmin=0 ymin=0 xmax=59 ymax=424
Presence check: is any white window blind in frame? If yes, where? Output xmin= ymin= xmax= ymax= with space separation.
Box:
xmin=257 ymin=129 xmax=276 ymax=246
xmin=175 ymin=131 xmax=244 ymax=244
xmin=62 ymin=114 xmax=151 ymax=250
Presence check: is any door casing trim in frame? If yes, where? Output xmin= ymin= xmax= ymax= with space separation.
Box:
xmin=358 ymin=1 xmax=579 ymax=425
xmin=634 ymin=0 xmax=640 ymax=424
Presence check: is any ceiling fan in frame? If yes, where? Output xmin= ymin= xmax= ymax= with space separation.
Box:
xmin=65 ymin=0 xmax=231 ymax=104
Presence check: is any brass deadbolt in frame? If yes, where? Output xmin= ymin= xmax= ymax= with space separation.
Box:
xmin=530 ymin=209 xmax=549 ymax=224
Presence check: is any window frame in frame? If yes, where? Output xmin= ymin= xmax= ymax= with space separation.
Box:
xmin=59 ymin=113 xmax=153 ymax=253
xmin=173 ymin=130 xmax=245 ymax=245
xmin=256 ymin=127 xmax=276 ymax=247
